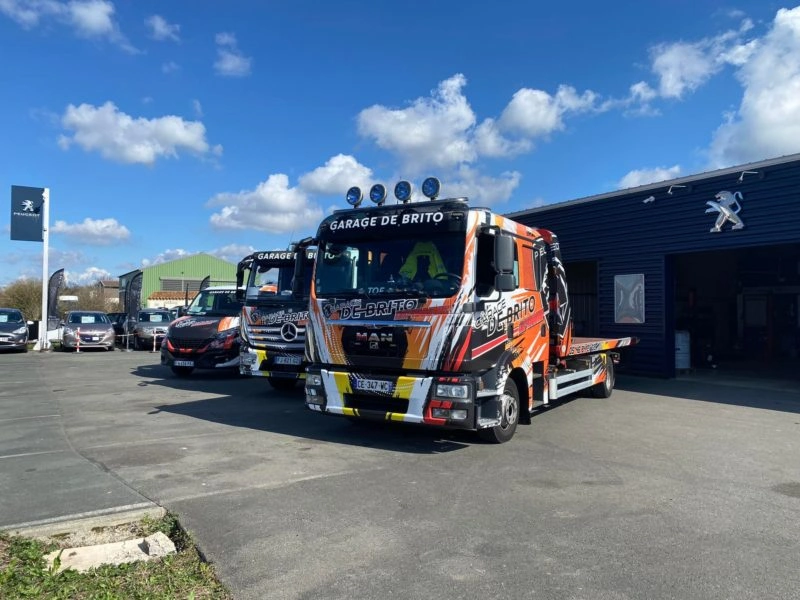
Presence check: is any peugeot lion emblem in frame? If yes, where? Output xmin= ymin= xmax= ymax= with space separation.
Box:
xmin=705 ymin=191 xmax=744 ymax=233
xmin=280 ymin=322 xmax=298 ymax=342
xmin=21 ymin=200 xmax=35 ymax=212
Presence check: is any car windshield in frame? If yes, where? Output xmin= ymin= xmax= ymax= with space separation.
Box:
xmin=68 ymin=312 xmax=110 ymax=325
xmin=186 ymin=289 xmax=243 ymax=316
xmin=314 ymin=232 xmax=465 ymax=299
xmin=0 ymin=310 xmax=24 ymax=324
xmin=246 ymin=259 xmax=313 ymax=301
xmin=137 ymin=311 xmax=171 ymax=323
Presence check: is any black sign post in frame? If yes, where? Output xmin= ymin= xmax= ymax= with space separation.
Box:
xmin=10 ymin=185 xmax=50 ymax=350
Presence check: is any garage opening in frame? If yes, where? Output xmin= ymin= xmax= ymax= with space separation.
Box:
xmin=673 ymin=242 xmax=800 ymax=380
xmin=565 ymin=261 xmax=598 ymax=337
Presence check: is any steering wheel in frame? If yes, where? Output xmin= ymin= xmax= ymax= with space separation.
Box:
xmin=433 ymin=272 xmax=462 ymax=285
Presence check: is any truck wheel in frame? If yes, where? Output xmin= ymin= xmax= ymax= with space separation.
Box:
xmin=478 ymin=379 xmax=519 ymax=444
xmin=591 ymin=357 xmax=615 ymax=398
xmin=171 ymin=365 xmax=194 ymax=377
xmin=268 ymin=377 xmax=297 ymax=391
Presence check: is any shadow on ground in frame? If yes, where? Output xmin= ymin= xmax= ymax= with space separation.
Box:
xmin=133 ymin=364 xmax=475 ymax=454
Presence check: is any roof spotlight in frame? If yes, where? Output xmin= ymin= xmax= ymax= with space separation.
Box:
xmin=369 ymin=183 xmax=387 ymax=206
xmin=394 ymin=180 xmax=412 ymax=203
xmin=421 ymin=177 xmax=441 ymax=200
xmin=346 ymin=186 xmax=363 ymax=207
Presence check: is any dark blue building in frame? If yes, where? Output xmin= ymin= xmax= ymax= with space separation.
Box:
xmin=509 ymin=153 xmax=800 ymax=378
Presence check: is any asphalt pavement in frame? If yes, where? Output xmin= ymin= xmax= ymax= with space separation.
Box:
xmin=1 ymin=348 xmax=799 ymax=600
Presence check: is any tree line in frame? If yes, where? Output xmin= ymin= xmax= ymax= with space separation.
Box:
xmin=0 ymin=279 xmax=117 ymax=321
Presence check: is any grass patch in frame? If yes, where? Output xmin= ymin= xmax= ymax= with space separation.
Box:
xmin=0 ymin=512 xmax=231 ymax=599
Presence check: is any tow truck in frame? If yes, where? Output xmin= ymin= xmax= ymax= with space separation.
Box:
xmin=298 ymin=177 xmax=636 ymax=442
xmin=237 ymin=248 xmax=316 ymax=390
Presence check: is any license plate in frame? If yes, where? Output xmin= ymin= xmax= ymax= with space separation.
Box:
xmin=355 ymin=378 xmax=393 ymax=394
xmin=92 ymin=336 xmax=100 ymax=341
xmin=174 ymin=360 xmax=194 ymax=367
xmin=0 ymin=336 xmax=9 ymax=342
xmin=274 ymin=355 xmax=302 ymax=366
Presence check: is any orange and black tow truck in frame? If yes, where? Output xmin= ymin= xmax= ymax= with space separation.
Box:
xmin=297 ymin=178 xmax=636 ymax=442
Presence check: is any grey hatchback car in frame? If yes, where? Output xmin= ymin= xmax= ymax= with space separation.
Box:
xmin=61 ymin=311 xmax=115 ymax=351
xmin=0 ymin=308 xmax=29 ymax=352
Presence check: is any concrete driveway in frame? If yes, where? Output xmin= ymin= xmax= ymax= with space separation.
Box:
xmin=1 ymin=349 xmax=799 ymax=599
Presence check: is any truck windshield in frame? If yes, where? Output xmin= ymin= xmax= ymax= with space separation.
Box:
xmin=246 ymin=260 xmax=313 ymax=301
xmin=315 ymin=232 xmax=465 ymax=299
xmin=186 ymin=289 xmax=242 ymax=316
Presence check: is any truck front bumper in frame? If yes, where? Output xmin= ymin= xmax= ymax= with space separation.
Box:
xmin=239 ymin=345 xmax=306 ymax=379
xmin=304 ymin=368 xmax=480 ymax=430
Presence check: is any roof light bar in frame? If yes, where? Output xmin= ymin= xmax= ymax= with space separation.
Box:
xmin=346 ymin=186 xmax=363 ymax=207
xmin=369 ymin=183 xmax=387 ymax=206
xmin=394 ymin=180 xmax=412 ymax=203
xmin=421 ymin=177 xmax=441 ymax=200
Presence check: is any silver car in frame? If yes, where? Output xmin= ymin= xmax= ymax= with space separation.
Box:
xmin=0 ymin=308 xmax=29 ymax=352
xmin=61 ymin=311 xmax=115 ymax=351
xmin=131 ymin=309 xmax=171 ymax=350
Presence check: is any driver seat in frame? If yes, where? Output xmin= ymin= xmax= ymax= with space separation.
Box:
xmin=399 ymin=241 xmax=446 ymax=281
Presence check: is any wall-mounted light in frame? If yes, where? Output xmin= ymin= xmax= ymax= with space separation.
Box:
xmin=642 ymin=195 xmax=655 ymax=204
xmin=737 ymin=170 xmax=759 ymax=183
xmin=667 ymin=184 xmax=687 ymax=195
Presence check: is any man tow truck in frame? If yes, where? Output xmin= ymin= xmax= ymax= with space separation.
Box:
xmin=297 ymin=177 xmax=636 ymax=442
xmin=237 ymin=247 xmax=316 ymax=390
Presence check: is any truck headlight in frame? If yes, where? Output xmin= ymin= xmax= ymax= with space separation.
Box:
xmin=307 ymin=373 xmax=322 ymax=387
xmin=435 ymin=384 xmax=470 ymax=399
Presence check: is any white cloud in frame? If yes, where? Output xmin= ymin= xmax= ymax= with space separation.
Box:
xmin=650 ymin=19 xmax=757 ymax=99
xmin=298 ymin=154 xmax=373 ymax=196
xmin=66 ymin=266 xmax=112 ymax=285
xmin=207 ymin=174 xmax=323 ymax=234
xmin=0 ymin=0 xmax=137 ymax=52
xmin=617 ymin=165 xmax=682 ymax=189
xmin=141 ymin=248 xmax=191 ymax=267
xmin=499 ymin=85 xmax=599 ymax=138
xmin=708 ymin=6 xmax=800 ymax=167
xmin=58 ymin=101 xmax=222 ymax=165
xmin=192 ymin=99 xmax=203 ymax=117
xmin=444 ymin=167 xmax=521 ymax=206
xmin=145 ymin=14 xmax=179 ymax=41
xmin=52 ymin=217 xmax=130 ymax=245
xmin=357 ymin=74 xmax=477 ymax=172
xmin=162 ymin=61 xmax=179 ymax=74
xmin=214 ymin=32 xmax=252 ymax=77
xmin=208 ymin=244 xmax=257 ymax=264
xmin=358 ymin=74 xmax=600 ymax=173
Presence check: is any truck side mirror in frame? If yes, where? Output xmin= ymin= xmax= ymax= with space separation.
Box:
xmin=494 ymin=234 xmax=514 ymax=273
xmin=494 ymin=234 xmax=516 ymax=292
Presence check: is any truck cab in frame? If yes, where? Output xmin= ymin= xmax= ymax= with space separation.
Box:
xmin=237 ymin=248 xmax=316 ymax=390
xmin=303 ymin=178 xmax=635 ymax=442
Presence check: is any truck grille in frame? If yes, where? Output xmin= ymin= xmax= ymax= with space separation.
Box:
xmin=245 ymin=324 xmax=305 ymax=351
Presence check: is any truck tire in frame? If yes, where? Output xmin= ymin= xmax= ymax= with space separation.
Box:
xmin=478 ymin=379 xmax=519 ymax=444
xmin=268 ymin=377 xmax=297 ymax=391
xmin=171 ymin=365 xmax=194 ymax=377
xmin=591 ymin=356 xmax=614 ymax=398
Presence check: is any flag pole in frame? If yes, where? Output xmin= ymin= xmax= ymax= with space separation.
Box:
xmin=37 ymin=188 xmax=50 ymax=351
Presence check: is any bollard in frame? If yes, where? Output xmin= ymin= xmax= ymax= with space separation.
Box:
xmin=76 ymin=327 xmax=81 ymax=353
xmin=152 ymin=332 xmax=157 ymax=353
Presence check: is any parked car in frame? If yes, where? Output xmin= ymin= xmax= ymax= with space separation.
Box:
xmin=130 ymin=308 xmax=172 ymax=350
xmin=0 ymin=308 xmax=29 ymax=352
xmin=61 ymin=311 xmax=115 ymax=351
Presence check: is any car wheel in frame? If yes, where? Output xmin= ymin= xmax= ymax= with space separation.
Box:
xmin=478 ymin=379 xmax=520 ymax=444
xmin=171 ymin=365 xmax=194 ymax=377
xmin=133 ymin=336 xmax=141 ymax=350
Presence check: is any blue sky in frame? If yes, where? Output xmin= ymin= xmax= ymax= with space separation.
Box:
xmin=2 ymin=0 xmax=799 ymax=286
